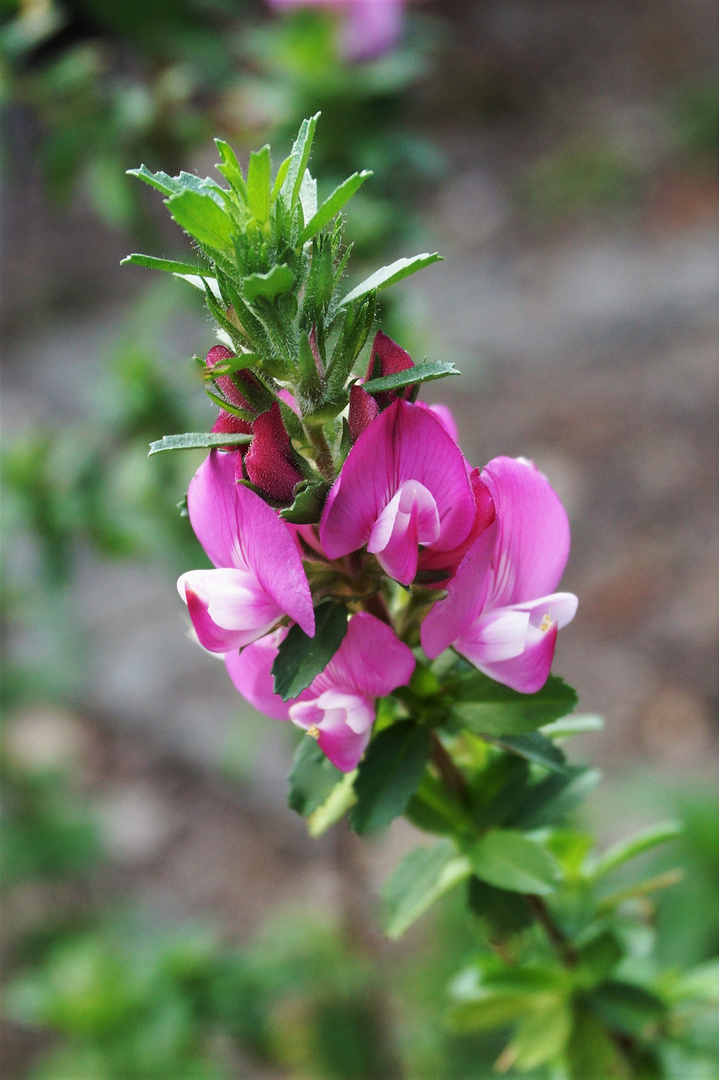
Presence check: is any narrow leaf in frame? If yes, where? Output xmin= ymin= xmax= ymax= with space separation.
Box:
xmin=242 ymin=264 xmax=294 ymax=305
xmin=540 ymin=713 xmax=604 ymax=739
xmin=468 ymin=830 xmax=561 ymax=895
xmin=338 ymin=252 xmax=442 ymax=308
xmin=449 ymin=672 xmax=578 ymax=736
xmin=271 ymin=600 xmax=348 ymax=701
xmin=363 ymin=361 xmax=459 ymax=395
xmin=279 ymin=479 xmax=330 ymax=525
xmin=350 ymin=721 xmax=431 ymax=834
xmin=382 ymin=840 xmax=471 ymax=939
xmin=165 ymin=190 xmax=235 ymax=253
xmin=513 ymin=766 xmax=601 ymax=830
xmin=288 ymin=737 xmax=343 ymax=817
xmin=298 ymin=171 xmax=372 ymax=244
xmin=491 ymin=733 xmax=567 ymax=774
xmin=271 ymin=155 xmax=292 ymax=202
xmin=590 ymin=820 xmax=683 ymax=880
xmin=127 ymin=164 xmax=184 ymax=196
xmin=307 ymin=772 xmax=357 ymax=837
xmin=281 ymin=113 xmax=319 ymax=208
xmin=247 ymin=145 xmax=271 ymax=223
xmin=214 ymin=139 xmax=248 ymax=203
xmin=121 ymin=253 xmax=213 ymax=276
xmin=148 ymin=432 xmax=251 ymax=456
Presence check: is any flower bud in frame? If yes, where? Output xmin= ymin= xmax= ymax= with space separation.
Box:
xmin=365 ymin=330 xmax=416 ymax=409
xmin=244 ymin=403 xmax=304 ymax=503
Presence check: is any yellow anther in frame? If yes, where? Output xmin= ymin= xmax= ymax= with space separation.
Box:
xmin=539 ymin=613 xmax=553 ymax=633
xmin=307 ymin=725 xmax=321 ymax=740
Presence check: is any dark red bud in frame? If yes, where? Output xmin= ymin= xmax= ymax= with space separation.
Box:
xmin=244 ymin=403 xmax=303 ymax=503
xmin=211 ymin=409 xmax=252 ymax=452
xmin=348 ymin=384 xmax=380 ymax=442
xmin=206 ymin=345 xmax=252 ymax=412
xmin=366 ymin=330 xmax=416 ymax=409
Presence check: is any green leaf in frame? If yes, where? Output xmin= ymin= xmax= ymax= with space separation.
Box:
xmin=467 ymin=877 xmax=533 ymax=934
xmin=121 ymin=253 xmax=213 ymax=277
xmin=214 ymin=139 xmax=248 ymax=204
xmin=350 ymin=721 xmax=431 ymax=834
xmin=590 ymin=820 xmax=683 ymax=880
xmin=566 ymin=1007 xmax=632 ymax=1080
xmin=287 ymin=738 xmax=343 ymax=817
xmin=307 ymin=772 xmax=357 ymax=837
xmin=241 ymin=264 xmax=294 ymax=305
xmin=491 ymin=733 xmax=567 ymax=774
xmin=298 ymin=171 xmax=373 ymax=244
xmin=247 ymin=145 xmax=271 ymax=224
xmin=506 ymin=998 xmax=572 ymax=1071
xmin=468 ymin=829 xmax=561 ymax=895
xmin=449 ymin=672 xmax=578 ymax=736
xmin=148 ymin=432 xmax=251 ymax=456
xmin=540 ymin=713 xmax=604 ymax=739
xmin=513 ymin=767 xmax=601 ymax=830
xmin=127 ymin=164 xmax=185 ymax=196
xmin=382 ymin=840 xmax=471 ymax=939
xmin=575 ymin=931 xmax=624 ymax=989
xmin=281 ymin=113 xmax=319 ymax=209
xmin=363 ymin=360 xmax=459 ymax=395
xmin=447 ymin=963 xmax=566 ymax=1034
xmin=271 ymin=600 xmax=348 ymax=701
xmin=589 ymin=981 xmax=668 ymax=1037
xmin=165 ymin=190 xmax=235 ymax=253
xmin=338 ymin=253 xmax=442 ymax=308
xmin=279 ymin=479 xmax=330 ymax=525
xmin=271 ymin=155 xmax=292 ymax=202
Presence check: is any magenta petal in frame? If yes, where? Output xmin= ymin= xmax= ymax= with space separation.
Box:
xmin=187 ymin=451 xmax=314 ymax=637
xmin=312 ymin=612 xmax=415 ymax=700
xmin=481 ymin=457 xmax=572 ymax=607
xmin=420 ymin=525 xmax=496 ymax=659
xmin=417 ymin=469 xmax=495 ymax=585
xmin=417 ymin=402 xmax=459 ymax=444
xmin=470 ymin=623 xmax=560 ymax=694
xmin=321 ymin=400 xmax=475 ymax=561
xmin=224 ymin=631 xmax=292 ymax=721
xmin=179 ymin=567 xmax=284 ymax=652
xmin=317 ymin=717 xmax=372 ymax=772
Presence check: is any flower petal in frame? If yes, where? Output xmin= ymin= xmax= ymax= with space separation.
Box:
xmin=223 ymin=631 xmax=292 ymax=721
xmin=481 ymin=456 xmax=572 ymax=607
xmin=311 ymin=612 xmax=415 ymax=700
xmin=420 ymin=524 xmax=496 ymax=659
xmin=321 ymin=399 xmax=475 ymax=561
xmin=187 ymin=451 xmax=315 ymax=636
xmin=179 ymin=568 xmax=284 ymax=652
xmin=468 ymin=622 xmax=560 ymax=694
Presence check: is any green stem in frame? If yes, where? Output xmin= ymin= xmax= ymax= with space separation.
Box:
xmin=304 ymin=423 xmax=335 ymax=481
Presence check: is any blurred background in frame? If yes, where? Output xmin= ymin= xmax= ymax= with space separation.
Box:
xmin=1 ymin=0 xmax=717 ymax=1077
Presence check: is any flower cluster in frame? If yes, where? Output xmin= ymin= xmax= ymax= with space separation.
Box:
xmin=178 ymin=332 xmax=577 ymax=771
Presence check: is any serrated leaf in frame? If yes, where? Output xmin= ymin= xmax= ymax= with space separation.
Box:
xmin=127 ymin=164 xmax=185 ymax=196
xmin=590 ymin=821 xmax=683 ymax=880
xmin=165 ymin=190 xmax=235 ymax=253
xmin=338 ymin=252 xmax=442 ymax=308
xmin=449 ymin=672 xmax=578 ymax=736
xmin=121 ymin=253 xmax=213 ymax=276
xmin=242 ymin=264 xmax=294 ymax=305
xmin=491 ymin=733 xmax=567 ymax=774
xmin=299 ymin=169 xmax=317 ymax=220
xmin=363 ymin=360 xmax=459 ymax=395
xmin=287 ymin=737 xmax=343 ymax=817
xmin=382 ymin=840 xmax=471 ymax=939
xmin=279 ymin=479 xmax=330 ymax=525
xmin=350 ymin=721 xmax=431 ymax=834
xmin=148 ymin=432 xmax=251 ymax=456
xmin=271 ymin=600 xmax=348 ymax=701
xmin=298 ymin=170 xmax=372 ymax=244
xmin=247 ymin=145 xmax=271 ymax=224
xmin=129 ymin=165 xmax=226 ymax=205
xmin=281 ymin=113 xmax=319 ymax=208
xmin=468 ymin=830 xmax=561 ymax=895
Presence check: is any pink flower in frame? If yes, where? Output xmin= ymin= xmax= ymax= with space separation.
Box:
xmin=225 ymin=612 xmax=415 ymax=770
xmin=266 ymin=0 xmax=406 ymax=62
xmin=320 ymin=399 xmax=481 ymax=585
xmin=421 ymin=456 xmax=578 ymax=694
xmin=177 ymin=450 xmax=314 ymax=652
